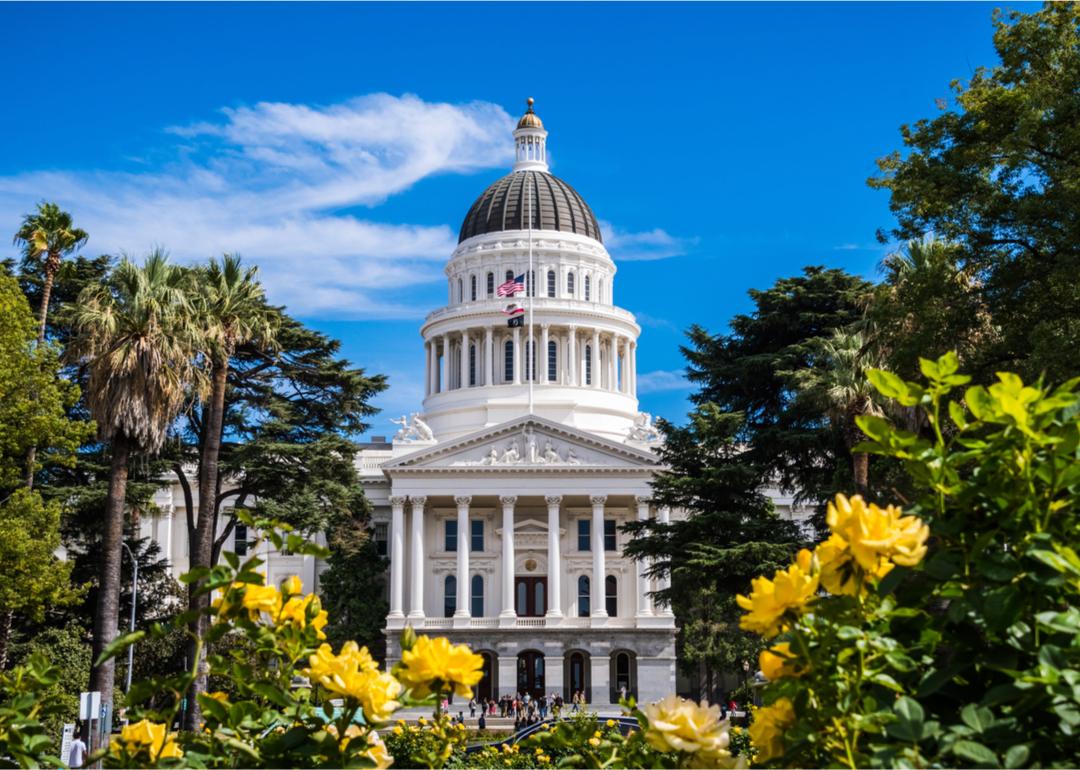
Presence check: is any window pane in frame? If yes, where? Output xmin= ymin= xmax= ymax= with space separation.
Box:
xmin=471 ymin=519 xmax=484 ymax=552
xmin=516 ymin=581 xmax=527 ymax=614
xmin=548 ymin=340 xmax=557 ymax=381
xmin=234 ymin=522 xmax=248 ymax=556
xmin=585 ymin=346 xmax=592 ymax=385
xmin=578 ymin=519 xmax=591 ymax=551
xmin=445 ymin=519 xmax=457 ymax=552
xmin=470 ymin=275 xmax=477 ymax=301
xmin=469 ymin=345 xmax=476 ymax=387
xmin=504 ymin=340 xmax=513 ymax=382
xmin=487 ymin=272 xmax=494 ymax=296
xmin=567 ymin=272 xmax=575 ymax=295
xmin=604 ymin=519 xmax=617 ymax=551
xmin=471 ymin=575 xmax=484 ymax=617
xmin=374 ymin=522 xmax=388 ymax=557
xmin=606 ymin=575 xmax=617 ymax=616
xmin=535 ymin=581 xmax=546 ymax=615
xmin=547 ymin=270 xmax=556 ymax=297
xmin=578 ymin=576 xmax=590 ymax=616
xmin=585 ymin=275 xmax=591 ymax=301
xmin=444 ymin=576 xmax=456 ymax=617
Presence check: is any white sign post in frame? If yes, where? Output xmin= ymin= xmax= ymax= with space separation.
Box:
xmin=78 ymin=691 xmax=101 ymax=721
xmin=59 ymin=723 xmax=75 ymax=766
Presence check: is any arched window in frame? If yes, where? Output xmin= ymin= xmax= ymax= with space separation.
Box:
xmin=577 ymin=575 xmax=590 ymax=616
xmin=597 ymin=277 xmax=604 ymax=304
xmin=585 ymin=345 xmax=592 ymax=385
xmin=610 ymin=651 xmax=637 ymax=702
xmin=457 ymin=278 xmax=463 ymax=303
xmin=471 ymin=575 xmax=484 ymax=617
xmin=487 ymin=272 xmax=495 ymax=297
xmin=527 ymin=270 xmax=535 ymax=297
xmin=567 ymin=271 xmax=575 ymax=296
xmin=470 ymin=274 xmax=477 ymax=302
xmin=504 ymin=340 xmax=514 ymax=382
xmin=506 ymin=269 xmax=514 ymax=283
xmin=469 ymin=344 xmax=477 ymax=387
xmin=606 ymin=575 xmax=618 ymax=617
xmin=584 ymin=275 xmax=591 ymax=302
xmin=444 ymin=575 xmax=456 ymax=617
xmin=547 ymin=270 xmax=556 ymax=297
xmin=547 ymin=340 xmax=557 ymax=382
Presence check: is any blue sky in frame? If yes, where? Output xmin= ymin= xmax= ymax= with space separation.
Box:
xmin=0 ymin=1 xmax=1027 ymax=436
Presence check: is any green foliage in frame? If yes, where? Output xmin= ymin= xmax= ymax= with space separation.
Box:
xmin=0 ymin=653 xmax=66 ymax=768
xmin=747 ymin=354 xmax=1080 ymax=768
xmin=871 ymin=3 xmax=1080 ymax=383
xmin=319 ymin=515 xmax=389 ymax=661
xmin=8 ymin=624 xmax=92 ymax=738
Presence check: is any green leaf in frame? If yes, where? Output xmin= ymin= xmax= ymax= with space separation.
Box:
xmin=868 ymin=369 xmax=910 ymax=400
xmin=886 ymin=697 xmax=925 ymax=742
xmin=93 ymin=629 xmax=146 ymax=666
xmin=961 ymin=703 xmax=994 ymax=733
xmin=952 ymin=739 xmax=1000 ymax=767
xmin=948 ymin=399 xmax=969 ymax=429
xmin=1004 ymin=745 xmax=1030 ymax=769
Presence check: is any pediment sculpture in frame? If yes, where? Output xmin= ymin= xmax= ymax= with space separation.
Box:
xmin=392 ymin=412 xmax=436 ymax=443
xmin=452 ymin=434 xmax=595 ymax=467
xmin=627 ymin=411 xmax=662 ymax=444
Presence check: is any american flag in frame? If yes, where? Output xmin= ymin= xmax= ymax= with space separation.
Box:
xmin=497 ymin=274 xmax=525 ymax=297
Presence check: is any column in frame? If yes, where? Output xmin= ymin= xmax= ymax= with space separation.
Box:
xmin=499 ymin=496 xmax=517 ymax=621
xmin=388 ymin=496 xmax=406 ymax=620
xmin=546 ymin=495 xmax=563 ymax=618
xmin=440 ymin=336 xmax=450 ymax=393
xmin=635 ymin=497 xmax=653 ymax=616
xmin=424 ymin=342 xmax=431 ymax=397
xmin=658 ymin=505 xmax=674 ymax=616
xmin=590 ymin=495 xmax=607 ymax=618
xmin=407 ymin=496 xmax=427 ymax=621
xmin=485 ymin=326 xmax=494 ymax=386
xmin=607 ymin=337 xmax=617 ymax=391
xmin=567 ymin=326 xmax=578 ymax=386
xmin=629 ymin=342 xmax=637 ymax=396
xmin=460 ymin=330 xmax=470 ymax=389
xmin=454 ymin=496 xmax=471 ymax=620
xmin=540 ymin=324 xmax=550 ymax=384
xmin=591 ymin=329 xmax=601 ymax=389
xmin=512 ymin=328 xmax=522 ymax=385
xmin=620 ymin=339 xmax=629 ymax=394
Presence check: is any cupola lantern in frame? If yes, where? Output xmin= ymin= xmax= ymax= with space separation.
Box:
xmin=513 ymin=97 xmax=548 ymax=172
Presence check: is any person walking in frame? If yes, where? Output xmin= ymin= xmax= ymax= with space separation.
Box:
xmin=469 ymin=697 xmax=476 ymax=718
xmin=68 ymin=724 xmax=87 ymax=769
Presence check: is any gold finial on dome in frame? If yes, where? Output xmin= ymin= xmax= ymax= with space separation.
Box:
xmin=517 ymin=97 xmax=544 ymax=130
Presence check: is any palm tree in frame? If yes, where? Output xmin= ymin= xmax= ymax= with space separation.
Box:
xmin=67 ymin=251 xmax=199 ymax=708
xmin=14 ymin=203 xmax=88 ymax=487
xmin=13 ymin=202 xmax=88 ymax=343
xmin=796 ymin=329 xmax=881 ymax=494
xmin=185 ymin=254 xmax=276 ymax=730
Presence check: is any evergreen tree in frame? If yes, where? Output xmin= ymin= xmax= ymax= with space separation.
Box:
xmin=318 ymin=512 xmax=389 ymax=663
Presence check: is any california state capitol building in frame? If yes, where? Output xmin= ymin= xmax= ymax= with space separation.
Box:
xmin=139 ymin=99 xmax=811 ymax=706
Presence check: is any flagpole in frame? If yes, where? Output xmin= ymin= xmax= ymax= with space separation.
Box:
xmin=527 ymin=174 xmax=534 ymax=415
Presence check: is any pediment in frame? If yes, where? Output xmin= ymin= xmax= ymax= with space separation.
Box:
xmin=383 ymin=416 xmax=660 ymax=473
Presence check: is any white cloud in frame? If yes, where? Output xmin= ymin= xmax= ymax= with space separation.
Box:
xmin=600 ymin=220 xmax=697 ymax=261
xmin=0 ymin=93 xmax=515 ymax=318
xmin=636 ymin=369 xmax=691 ymax=394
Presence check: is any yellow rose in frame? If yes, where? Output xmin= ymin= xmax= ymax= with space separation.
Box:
xmin=748 ymin=697 xmax=795 ymax=763
xmin=281 ymin=575 xmax=303 ymax=597
xmin=821 ymin=495 xmax=929 ymax=592
xmin=397 ymin=635 xmax=484 ymax=699
xmin=362 ymin=732 xmax=393 ymax=769
xmin=758 ymin=642 xmax=807 ymax=681
xmin=304 ymin=641 xmax=402 ymax=723
xmin=240 ymin=583 xmax=283 ymax=619
xmin=279 ymin=593 xmax=329 ymax=639
xmin=736 ymin=550 xmax=818 ymax=638
xmin=643 ymin=694 xmax=738 ymax=767
xmin=109 ymin=719 xmax=184 ymax=761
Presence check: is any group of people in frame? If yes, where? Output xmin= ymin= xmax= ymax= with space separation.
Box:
xmin=456 ymin=690 xmax=590 ymax=731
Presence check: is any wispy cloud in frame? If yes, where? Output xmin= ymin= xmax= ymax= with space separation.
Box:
xmin=636 ymin=369 xmax=691 ymax=394
xmin=0 ymin=94 xmax=515 ymax=318
xmin=600 ymin=220 xmax=697 ymax=261
xmin=633 ymin=311 xmax=679 ymax=332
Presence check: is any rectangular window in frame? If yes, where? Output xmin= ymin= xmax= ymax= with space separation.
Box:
xmin=604 ymin=519 xmax=617 ymax=551
xmin=445 ymin=519 xmax=457 ymax=552
xmin=471 ymin=519 xmax=484 ymax=552
xmin=547 ymin=270 xmax=556 ymax=297
xmin=374 ymin=522 xmax=388 ymax=557
xmin=487 ymin=273 xmax=495 ymax=297
xmin=578 ymin=519 xmax=591 ymax=551
xmin=469 ymin=345 xmax=476 ymax=387
xmin=234 ymin=522 xmax=248 ymax=556
xmin=470 ymin=275 xmax=477 ymax=301
xmin=548 ymin=341 xmax=557 ymax=382
xmin=504 ymin=340 xmax=514 ymax=382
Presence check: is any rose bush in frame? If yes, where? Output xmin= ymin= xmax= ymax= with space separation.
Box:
xmin=742 ymin=354 xmax=1080 ymax=768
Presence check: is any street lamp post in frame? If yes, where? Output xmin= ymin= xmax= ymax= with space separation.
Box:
xmin=119 ymin=542 xmax=138 ymax=695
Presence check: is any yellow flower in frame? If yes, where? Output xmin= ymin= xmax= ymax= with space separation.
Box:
xmin=736 ymin=549 xmax=818 ymax=638
xmin=304 ymin=641 xmax=402 ymax=723
xmin=397 ymin=635 xmax=484 ymax=698
xmin=281 ymin=575 xmax=303 ymax=596
xmin=748 ymin=697 xmax=795 ymax=763
xmin=279 ymin=593 xmax=329 ymax=639
xmin=758 ymin=642 xmax=807 ymax=681
xmin=362 ymin=732 xmax=393 ymax=769
xmin=819 ymin=495 xmax=929 ymax=593
xmin=240 ymin=582 xmax=283 ymax=619
xmin=109 ymin=719 xmax=183 ymax=761
xmin=643 ymin=695 xmax=738 ymax=767
xmin=588 ymin=737 xmax=601 ymax=747
xmin=605 ymin=718 xmax=616 ymax=727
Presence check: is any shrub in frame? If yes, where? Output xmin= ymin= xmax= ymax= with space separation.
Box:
xmin=742 ymin=354 xmax=1080 ymax=768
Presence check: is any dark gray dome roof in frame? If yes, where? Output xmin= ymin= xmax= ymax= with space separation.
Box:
xmin=458 ymin=170 xmax=602 ymax=244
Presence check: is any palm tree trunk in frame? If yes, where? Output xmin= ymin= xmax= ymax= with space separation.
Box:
xmin=90 ymin=433 xmax=131 ymax=711
xmin=24 ymin=262 xmax=57 ymax=490
xmin=184 ymin=361 xmax=229 ymax=731
xmin=853 ymin=451 xmax=869 ymax=496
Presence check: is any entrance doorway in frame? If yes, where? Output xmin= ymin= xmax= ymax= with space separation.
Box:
xmin=515 ymin=576 xmax=547 ymax=617
xmin=477 ymin=651 xmax=497 ymax=702
xmin=517 ymin=650 xmax=545 ymax=698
